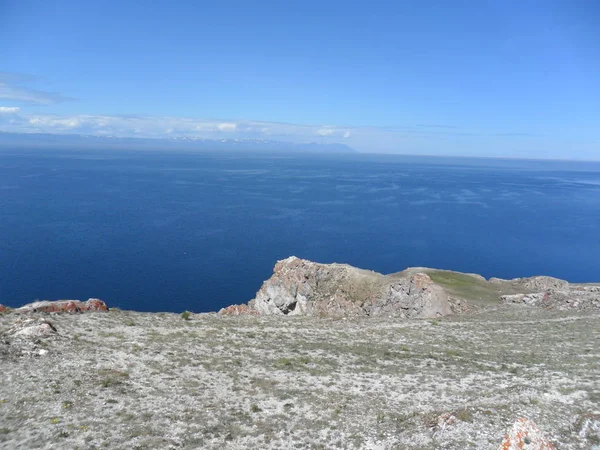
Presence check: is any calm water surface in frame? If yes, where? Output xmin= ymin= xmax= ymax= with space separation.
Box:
xmin=1 ymin=149 xmax=599 ymax=312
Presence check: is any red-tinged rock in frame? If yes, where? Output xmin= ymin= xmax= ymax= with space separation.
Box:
xmin=17 ymin=300 xmax=82 ymax=313
xmin=218 ymin=304 xmax=259 ymax=316
xmin=410 ymin=272 xmax=434 ymax=290
xmin=0 ymin=304 xmax=7 ymax=313
xmin=81 ymin=298 xmax=109 ymax=312
xmin=15 ymin=298 xmax=108 ymax=314
xmin=499 ymin=418 xmax=556 ymax=450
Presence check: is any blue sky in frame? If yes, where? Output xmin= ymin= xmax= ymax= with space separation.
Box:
xmin=0 ymin=0 xmax=598 ymax=158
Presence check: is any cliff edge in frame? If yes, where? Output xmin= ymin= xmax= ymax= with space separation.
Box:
xmin=220 ymin=256 xmax=600 ymax=318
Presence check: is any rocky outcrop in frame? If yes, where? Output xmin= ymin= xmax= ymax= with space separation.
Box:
xmin=82 ymin=298 xmax=109 ymax=311
xmin=490 ymin=276 xmax=568 ymax=291
xmin=1 ymin=317 xmax=59 ymax=358
xmin=0 ymin=304 xmax=7 ymax=313
xmin=513 ymin=276 xmax=569 ymax=291
xmin=221 ymin=256 xmax=452 ymax=318
xmin=490 ymin=275 xmax=568 ymax=291
xmin=498 ymin=417 xmax=556 ymax=450
xmin=218 ymin=304 xmax=259 ymax=316
xmin=15 ymin=298 xmax=108 ymax=314
xmin=219 ymin=258 xmax=600 ymax=317
xmin=500 ymin=285 xmax=600 ymax=311
xmin=489 ymin=274 xmax=600 ymax=311
xmin=6 ymin=317 xmax=57 ymax=338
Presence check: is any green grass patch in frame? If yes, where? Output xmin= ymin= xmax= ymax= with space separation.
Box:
xmin=426 ymin=270 xmax=501 ymax=305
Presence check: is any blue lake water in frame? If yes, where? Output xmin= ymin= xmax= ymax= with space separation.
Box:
xmin=1 ymin=149 xmax=599 ymax=312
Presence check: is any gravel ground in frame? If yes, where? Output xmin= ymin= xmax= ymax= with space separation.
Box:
xmin=0 ymin=305 xmax=598 ymax=449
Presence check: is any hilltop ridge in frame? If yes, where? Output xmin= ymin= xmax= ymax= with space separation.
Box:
xmin=220 ymin=256 xmax=600 ymax=317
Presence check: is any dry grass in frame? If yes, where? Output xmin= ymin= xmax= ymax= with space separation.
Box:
xmin=0 ymin=305 xmax=598 ymax=449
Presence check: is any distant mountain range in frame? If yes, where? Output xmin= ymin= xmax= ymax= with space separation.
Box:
xmin=0 ymin=132 xmax=356 ymax=154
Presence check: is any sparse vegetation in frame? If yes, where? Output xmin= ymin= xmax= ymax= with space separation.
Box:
xmin=181 ymin=311 xmax=192 ymax=320
xmin=455 ymin=408 xmax=474 ymax=423
xmin=0 ymin=306 xmax=598 ymax=449
xmin=250 ymin=403 xmax=262 ymax=413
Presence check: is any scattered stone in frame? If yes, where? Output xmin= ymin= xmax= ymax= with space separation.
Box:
xmin=572 ymin=413 xmax=600 ymax=443
xmin=448 ymin=296 xmax=471 ymax=314
xmin=15 ymin=298 xmax=108 ymax=314
xmin=498 ymin=417 xmax=556 ymax=450
xmin=0 ymin=300 xmax=597 ymax=448
xmin=500 ymin=288 xmax=600 ymax=311
xmin=430 ymin=412 xmax=458 ymax=438
xmin=501 ymin=293 xmax=547 ymax=306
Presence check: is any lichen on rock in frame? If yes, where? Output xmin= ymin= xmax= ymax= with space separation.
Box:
xmin=498 ymin=417 xmax=556 ymax=450
xmin=15 ymin=298 xmax=108 ymax=314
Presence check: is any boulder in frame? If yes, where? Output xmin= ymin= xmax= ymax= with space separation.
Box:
xmin=2 ymin=318 xmax=58 ymax=358
xmin=498 ymin=417 xmax=556 ymax=450
xmin=572 ymin=413 xmax=600 ymax=444
xmin=223 ymin=256 xmax=452 ymax=318
xmin=15 ymin=298 xmax=108 ymax=314
xmin=0 ymin=304 xmax=7 ymax=313
xmin=6 ymin=317 xmax=57 ymax=338
xmin=82 ymin=298 xmax=109 ymax=312
xmin=218 ymin=304 xmax=259 ymax=316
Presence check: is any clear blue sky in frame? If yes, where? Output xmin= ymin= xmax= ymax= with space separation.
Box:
xmin=0 ymin=0 xmax=598 ymax=158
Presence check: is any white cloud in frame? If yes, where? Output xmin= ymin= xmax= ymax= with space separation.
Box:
xmin=28 ymin=116 xmax=81 ymax=128
xmin=0 ymin=82 xmax=73 ymax=105
xmin=0 ymin=109 xmax=476 ymax=154
xmin=0 ymin=73 xmax=75 ymax=105
xmin=317 ymin=128 xmax=335 ymax=136
xmin=0 ymin=106 xmax=20 ymax=114
xmin=0 ymin=110 xmax=359 ymax=145
xmin=217 ymin=122 xmax=237 ymax=131
xmin=0 ymin=109 xmax=587 ymax=159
